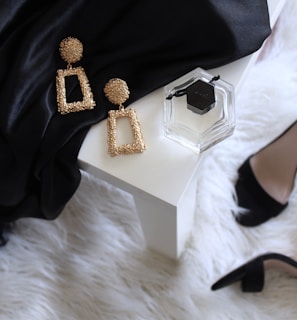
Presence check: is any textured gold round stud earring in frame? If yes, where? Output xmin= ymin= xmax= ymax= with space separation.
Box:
xmin=104 ymin=78 xmax=146 ymax=157
xmin=59 ymin=37 xmax=83 ymax=68
xmin=104 ymin=78 xmax=130 ymax=108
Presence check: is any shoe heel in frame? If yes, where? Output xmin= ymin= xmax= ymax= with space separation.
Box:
xmin=211 ymin=253 xmax=297 ymax=293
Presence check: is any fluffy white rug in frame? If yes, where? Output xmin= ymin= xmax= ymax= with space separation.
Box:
xmin=1 ymin=1 xmax=297 ymax=319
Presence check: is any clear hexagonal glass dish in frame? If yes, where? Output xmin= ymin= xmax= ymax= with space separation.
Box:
xmin=163 ymin=67 xmax=235 ymax=154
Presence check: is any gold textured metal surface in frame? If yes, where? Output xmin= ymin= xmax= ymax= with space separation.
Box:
xmin=107 ymin=108 xmax=146 ymax=157
xmin=59 ymin=37 xmax=83 ymax=65
xmin=104 ymin=78 xmax=130 ymax=107
xmin=56 ymin=37 xmax=95 ymax=115
xmin=104 ymin=78 xmax=146 ymax=156
xmin=56 ymin=67 xmax=96 ymax=115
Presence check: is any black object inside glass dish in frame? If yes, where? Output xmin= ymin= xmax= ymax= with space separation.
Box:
xmin=166 ymin=76 xmax=219 ymax=115
xmin=186 ymin=80 xmax=215 ymax=115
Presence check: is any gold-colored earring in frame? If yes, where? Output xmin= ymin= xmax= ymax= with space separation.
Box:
xmin=56 ymin=37 xmax=96 ymax=115
xmin=104 ymin=78 xmax=146 ymax=157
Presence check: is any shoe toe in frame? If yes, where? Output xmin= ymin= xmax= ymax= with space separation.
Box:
xmin=235 ymin=176 xmax=283 ymax=227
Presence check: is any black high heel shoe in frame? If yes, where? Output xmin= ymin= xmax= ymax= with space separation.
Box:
xmin=234 ymin=159 xmax=289 ymax=226
xmin=211 ymin=253 xmax=297 ymax=292
xmin=235 ymin=120 xmax=297 ymax=227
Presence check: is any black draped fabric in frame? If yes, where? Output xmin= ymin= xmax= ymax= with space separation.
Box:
xmin=0 ymin=0 xmax=271 ymax=223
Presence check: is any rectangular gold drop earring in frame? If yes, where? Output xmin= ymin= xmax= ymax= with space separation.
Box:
xmin=104 ymin=78 xmax=146 ymax=157
xmin=56 ymin=37 xmax=96 ymax=115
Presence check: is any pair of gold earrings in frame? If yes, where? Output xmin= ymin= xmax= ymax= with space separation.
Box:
xmin=56 ymin=37 xmax=145 ymax=157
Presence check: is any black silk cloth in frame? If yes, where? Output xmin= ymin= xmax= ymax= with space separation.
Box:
xmin=0 ymin=0 xmax=271 ymax=223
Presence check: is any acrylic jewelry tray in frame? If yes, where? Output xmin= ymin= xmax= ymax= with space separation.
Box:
xmin=164 ymin=67 xmax=235 ymax=153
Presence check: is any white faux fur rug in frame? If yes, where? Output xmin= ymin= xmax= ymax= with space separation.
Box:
xmin=2 ymin=1 xmax=297 ymax=319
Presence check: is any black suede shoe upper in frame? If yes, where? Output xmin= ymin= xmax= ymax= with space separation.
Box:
xmin=235 ymin=158 xmax=288 ymax=227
